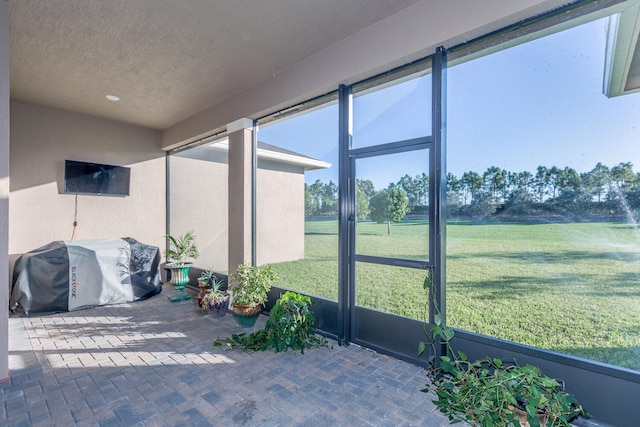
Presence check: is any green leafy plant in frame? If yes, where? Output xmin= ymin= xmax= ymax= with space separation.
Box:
xmin=165 ymin=231 xmax=199 ymax=265
xmin=214 ymin=291 xmax=329 ymax=353
xmin=420 ymin=274 xmax=587 ymax=427
xmin=230 ymin=263 xmax=278 ymax=307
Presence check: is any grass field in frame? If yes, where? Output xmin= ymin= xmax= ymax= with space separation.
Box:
xmin=269 ymin=218 xmax=640 ymax=371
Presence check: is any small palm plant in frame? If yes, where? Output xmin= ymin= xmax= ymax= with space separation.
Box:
xmin=165 ymin=231 xmax=199 ymax=266
xmin=165 ymin=231 xmax=199 ymax=302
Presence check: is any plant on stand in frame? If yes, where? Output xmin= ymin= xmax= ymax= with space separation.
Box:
xmin=165 ymin=231 xmax=199 ymax=302
xmin=197 ymin=268 xmax=216 ymax=307
xmin=419 ymin=273 xmax=588 ymax=427
xmin=229 ymin=263 xmax=278 ymax=328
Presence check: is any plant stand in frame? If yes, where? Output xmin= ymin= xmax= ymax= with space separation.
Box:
xmin=196 ymin=278 xmax=210 ymax=308
xmin=166 ymin=263 xmax=192 ymax=302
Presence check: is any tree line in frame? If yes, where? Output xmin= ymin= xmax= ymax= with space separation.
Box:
xmin=305 ymin=161 xmax=640 ymax=222
xmin=447 ymin=162 xmax=640 ymax=218
xmin=305 ymin=173 xmax=428 ymax=217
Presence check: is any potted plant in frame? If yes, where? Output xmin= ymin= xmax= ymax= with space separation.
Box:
xmin=165 ymin=231 xmax=199 ymax=302
xmin=197 ymin=268 xmax=216 ymax=307
xmin=214 ymin=291 xmax=329 ymax=352
xmin=229 ymin=263 xmax=278 ymax=327
xmin=420 ymin=277 xmax=588 ymax=426
xmin=200 ymin=277 xmax=230 ymax=318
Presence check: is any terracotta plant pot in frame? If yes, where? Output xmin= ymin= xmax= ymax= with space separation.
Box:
xmin=232 ymin=303 xmax=261 ymax=316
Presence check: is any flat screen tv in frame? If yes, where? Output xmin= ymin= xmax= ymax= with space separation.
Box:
xmin=64 ymin=160 xmax=131 ymax=196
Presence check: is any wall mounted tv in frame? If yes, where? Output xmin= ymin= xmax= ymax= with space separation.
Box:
xmin=64 ymin=160 xmax=131 ymax=196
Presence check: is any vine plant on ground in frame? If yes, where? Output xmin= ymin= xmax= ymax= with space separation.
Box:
xmin=214 ymin=291 xmax=330 ymax=353
xmin=419 ymin=272 xmax=588 ymax=427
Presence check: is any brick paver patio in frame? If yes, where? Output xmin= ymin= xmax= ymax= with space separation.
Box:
xmin=4 ymin=284 xmax=454 ymax=426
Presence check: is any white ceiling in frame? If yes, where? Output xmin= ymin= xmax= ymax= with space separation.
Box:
xmin=9 ymin=0 xmax=420 ymax=130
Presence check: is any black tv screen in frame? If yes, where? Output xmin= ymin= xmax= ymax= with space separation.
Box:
xmin=64 ymin=160 xmax=131 ymax=196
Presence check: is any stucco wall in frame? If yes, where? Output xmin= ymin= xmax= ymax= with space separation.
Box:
xmin=169 ymin=145 xmax=306 ymax=273
xmin=256 ymin=160 xmax=305 ymax=265
xmin=169 ymin=146 xmax=229 ymax=273
xmin=9 ymin=102 xmax=166 ymax=257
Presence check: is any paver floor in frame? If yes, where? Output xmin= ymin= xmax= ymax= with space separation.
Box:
xmin=4 ymin=284 xmax=455 ymax=426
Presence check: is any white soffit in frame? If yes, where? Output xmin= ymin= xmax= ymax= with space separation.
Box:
xmin=604 ymin=1 xmax=640 ymax=97
xmin=257 ymin=148 xmax=332 ymax=171
xmin=209 ymin=139 xmax=331 ymax=171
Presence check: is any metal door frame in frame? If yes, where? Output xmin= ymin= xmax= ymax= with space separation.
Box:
xmin=336 ymin=48 xmax=446 ymax=353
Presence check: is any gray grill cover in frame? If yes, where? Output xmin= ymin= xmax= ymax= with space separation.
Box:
xmin=10 ymin=237 xmax=162 ymax=316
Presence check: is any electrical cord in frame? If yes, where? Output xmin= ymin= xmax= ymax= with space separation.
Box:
xmin=70 ymin=194 xmax=78 ymax=240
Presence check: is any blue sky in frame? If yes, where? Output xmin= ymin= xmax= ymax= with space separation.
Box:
xmin=258 ymin=16 xmax=640 ymax=190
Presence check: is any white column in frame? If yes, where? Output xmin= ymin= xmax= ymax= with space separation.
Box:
xmin=227 ymin=119 xmax=254 ymax=277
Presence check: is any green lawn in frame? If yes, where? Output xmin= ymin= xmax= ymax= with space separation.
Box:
xmin=269 ymin=218 xmax=640 ymax=370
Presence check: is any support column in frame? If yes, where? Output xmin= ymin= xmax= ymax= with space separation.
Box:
xmin=0 ymin=0 xmax=11 ymax=383
xmin=227 ymin=119 xmax=254 ymax=277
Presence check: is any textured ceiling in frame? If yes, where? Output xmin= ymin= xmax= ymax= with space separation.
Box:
xmin=10 ymin=0 xmax=420 ymax=130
